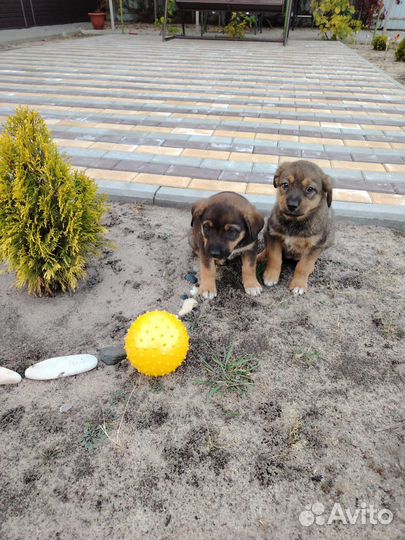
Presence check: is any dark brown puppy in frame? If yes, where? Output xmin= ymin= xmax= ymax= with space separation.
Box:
xmin=260 ymin=160 xmax=334 ymax=295
xmin=190 ymin=192 xmax=264 ymax=299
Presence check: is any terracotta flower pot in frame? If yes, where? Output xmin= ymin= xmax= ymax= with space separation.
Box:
xmin=88 ymin=12 xmax=106 ymax=30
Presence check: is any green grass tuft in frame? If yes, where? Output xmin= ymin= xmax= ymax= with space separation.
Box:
xmin=196 ymin=344 xmax=259 ymax=399
xmin=292 ymin=349 xmax=321 ymax=365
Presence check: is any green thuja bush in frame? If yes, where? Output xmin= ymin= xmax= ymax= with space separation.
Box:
xmin=372 ymin=34 xmax=388 ymax=50
xmin=395 ymin=38 xmax=405 ymax=61
xmin=0 ymin=107 xmax=106 ymax=296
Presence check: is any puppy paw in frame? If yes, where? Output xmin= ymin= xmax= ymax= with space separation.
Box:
xmin=291 ymin=286 xmax=306 ymax=296
xmin=263 ymin=269 xmax=280 ymax=287
xmin=289 ymin=278 xmax=308 ymax=296
xmin=264 ymin=278 xmax=279 ymax=287
xmin=199 ymin=287 xmax=217 ymax=300
xmin=245 ymin=285 xmax=262 ymax=297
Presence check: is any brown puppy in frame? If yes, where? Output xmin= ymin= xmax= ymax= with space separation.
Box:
xmin=260 ymin=160 xmax=334 ymax=295
xmin=190 ymin=192 xmax=264 ymax=299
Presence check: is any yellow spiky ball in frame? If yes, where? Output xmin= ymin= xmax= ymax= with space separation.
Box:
xmin=125 ymin=311 xmax=189 ymax=377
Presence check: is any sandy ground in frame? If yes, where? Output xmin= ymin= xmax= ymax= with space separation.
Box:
xmin=1 ymin=201 xmax=404 ymax=540
xmin=349 ymin=43 xmax=405 ymax=86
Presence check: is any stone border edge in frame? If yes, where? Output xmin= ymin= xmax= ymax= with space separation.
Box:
xmin=97 ymin=181 xmax=405 ymax=230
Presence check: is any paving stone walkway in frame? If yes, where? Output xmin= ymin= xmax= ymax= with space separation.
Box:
xmin=0 ymin=34 xmax=404 ymax=209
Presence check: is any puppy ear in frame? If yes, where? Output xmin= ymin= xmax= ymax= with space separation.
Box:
xmin=273 ymin=162 xmax=291 ymax=188
xmin=244 ymin=207 xmax=264 ymax=241
xmin=322 ymin=174 xmax=333 ymax=207
xmin=191 ymin=199 xmax=207 ymax=227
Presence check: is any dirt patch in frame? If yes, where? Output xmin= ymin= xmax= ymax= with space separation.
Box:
xmin=349 ymin=43 xmax=405 ymax=85
xmin=0 ymin=201 xmax=404 ymax=540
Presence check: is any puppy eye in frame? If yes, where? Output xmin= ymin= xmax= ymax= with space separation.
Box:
xmin=281 ymin=182 xmax=289 ymax=191
xmin=305 ymin=186 xmax=316 ymax=194
xmin=226 ymin=228 xmax=239 ymax=240
xmin=202 ymin=223 xmax=211 ymax=234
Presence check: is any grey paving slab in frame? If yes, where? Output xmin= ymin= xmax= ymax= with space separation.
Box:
xmin=252 ymin=139 xmax=278 ymax=148
xmin=334 ymin=178 xmax=367 ymax=190
xmin=232 ymin=144 xmax=255 ymax=153
xmin=97 ymin=180 xmax=158 ymax=203
xmin=69 ymin=156 xmax=120 ymax=169
xmin=151 ymin=155 xmax=202 ymax=167
xmin=206 ymin=143 xmax=233 ymax=151
xmin=364 ymin=180 xmax=397 ymax=194
xmin=188 ymin=135 xmax=233 ymax=144
xmin=301 ymin=150 xmax=328 ymax=160
xmin=137 ymin=163 xmax=171 ymax=175
xmin=324 ymin=168 xmax=364 ymax=181
xmin=281 ymin=142 xmax=324 ymax=151
xmin=104 ymin=151 xmax=152 ymax=162
xmin=333 ymin=202 xmax=405 ymax=230
xmin=154 ymin=187 xmax=217 ymax=208
xmin=352 ymin=153 xmax=404 ymax=164
xmin=67 ymin=127 xmax=108 ymax=136
xmin=363 ymin=171 xmax=404 ymax=183
xmin=244 ymin=194 xmax=276 ymax=215
xmin=219 ymin=171 xmax=252 ymax=182
xmin=125 ymin=137 xmax=166 ymax=146
xmin=253 ymin=146 xmax=285 ymax=156
xmin=249 ymin=172 xmax=277 ymax=183
xmin=63 ymin=147 xmax=106 ymax=159
xmin=113 ymin=161 xmax=150 ymax=173
xmin=166 ymin=165 xmax=220 ymax=180
xmin=201 ymin=159 xmax=253 ymax=172
xmin=252 ymin=164 xmax=279 ymax=175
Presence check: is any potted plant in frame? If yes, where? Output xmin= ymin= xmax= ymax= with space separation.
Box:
xmin=89 ymin=1 xmax=107 ymax=30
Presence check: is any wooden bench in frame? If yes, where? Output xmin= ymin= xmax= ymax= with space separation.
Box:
xmin=176 ymin=0 xmax=284 ymax=11
xmin=162 ymin=0 xmax=293 ymax=44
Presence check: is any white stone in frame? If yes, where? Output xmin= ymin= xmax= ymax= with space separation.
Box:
xmin=0 ymin=366 xmax=22 ymax=385
xmin=59 ymin=404 xmax=73 ymax=413
xmin=25 ymin=354 xmax=97 ymax=381
xmin=178 ymin=298 xmax=198 ymax=317
xmin=190 ymin=285 xmax=199 ymax=297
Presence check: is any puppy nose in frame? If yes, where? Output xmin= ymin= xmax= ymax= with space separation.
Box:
xmin=287 ymin=201 xmax=299 ymax=211
xmin=209 ymin=249 xmax=222 ymax=259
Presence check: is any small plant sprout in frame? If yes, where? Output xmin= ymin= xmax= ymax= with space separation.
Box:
xmin=292 ymin=349 xmax=321 ymax=366
xmin=196 ymin=344 xmax=260 ymax=399
xmin=80 ymin=421 xmax=110 ymax=452
xmin=224 ymin=410 xmax=241 ymax=419
xmin=287 ymin=414 xmax=302 ymax=448
xmin=40 ymin=446 xmax=61 ymax=464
